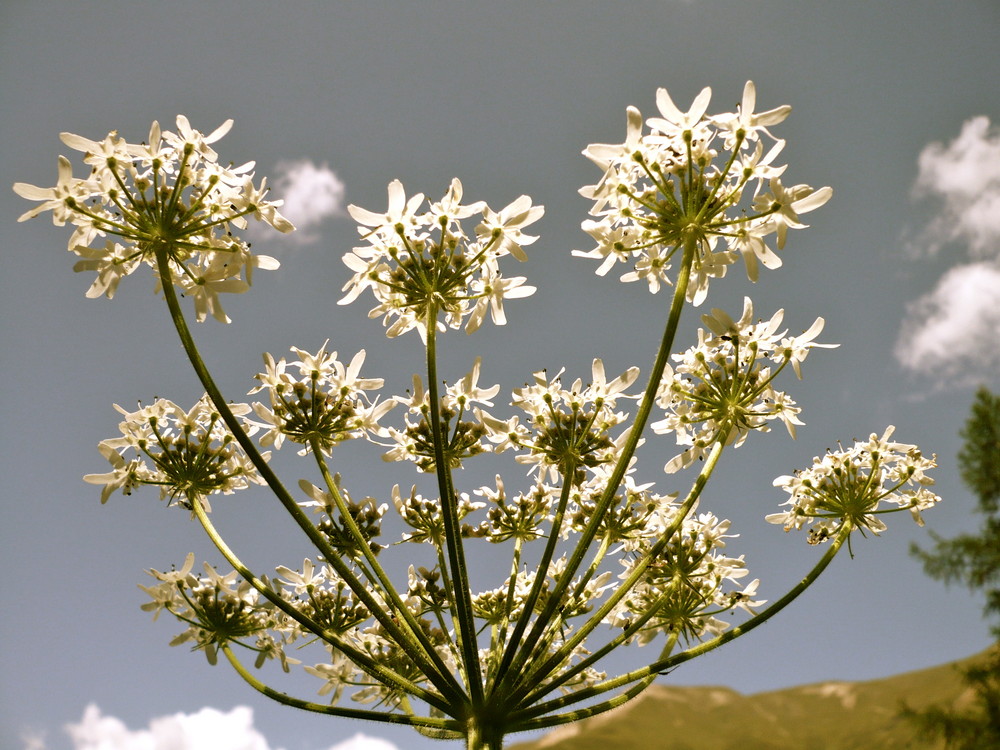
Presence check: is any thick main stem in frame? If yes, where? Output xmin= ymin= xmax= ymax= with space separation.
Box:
xmin=464 ymin=714 xmax=506 ymax=750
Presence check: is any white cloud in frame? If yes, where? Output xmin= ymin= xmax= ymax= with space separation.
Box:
xmin=57 ymin=705 xmax=399 ymax=750
xmin=908 ymin=115 xmax=1000 ymax=259
xmin=895 ymin=262 xmax=1000 ymax=383
xmin=327 ymin=734 xmax=400 ymax=750
xmin=65 ymin=704 xmax=274 ymax=750
xmin=896 ymin=117 xmax=1000 ymax=384
xmin=20 ymin=729 xmax=46 ymax=750
xmin=267 ymin=159 xmax=346 ymax=244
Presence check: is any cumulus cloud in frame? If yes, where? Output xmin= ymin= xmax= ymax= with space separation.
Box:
xmin=327 ymin=735 xmax=400 ymax=750
xmin=896 ymin=117 xmax=1000 ymax=384
xmin=907 ymin=116 xmax=1000 ymax=259
xmin=895 ymin=263 xmax=1000 ymax=383
xmin=20 ymin=730 xmax=46 ymax=750
xmin=263 ymin=159 xmax=346 ymax=244
xmin=53 ymin=704 xmax=398 ymax=750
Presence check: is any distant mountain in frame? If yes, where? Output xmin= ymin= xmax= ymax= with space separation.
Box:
xmin=509 ymin=649 xmax=992 ymax=750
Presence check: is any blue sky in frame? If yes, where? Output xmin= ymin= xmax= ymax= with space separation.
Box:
xmin=3 ymin=1 xmax=999 ymax=749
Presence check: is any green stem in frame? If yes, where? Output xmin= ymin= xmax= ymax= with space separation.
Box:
xmin=519 ymin=531 xmax=613 ymax=682
xmin=491 ymin=464 xmax=576 ymax=694
xmin=512 ymin=522 xmax=851 ymax=725
xmin=549 ymin=233 xmax=695 ymax=585
xmin=494 ymin=235 xmax=697 ymax=707
xmin=465 ymin=722 xmax=505 ymax=750
xmin=509 ymin=437 xmax=727 ymax=711
xmin=490 ymin=534 xmax=524 ymax=681
xmin=424 ymin=303 xmax=484 ymax=706
xmin=153 ymin=246 xmax=463 ymax=704
xmin=188 ymin=494 xmax=452 ymax=713
xmin=512 ymin=632 xmax=679 ymax=735
xmin=310 ymin=439 xmax=461 ymax=687
xmin=221 ymin=643 xmax=460 ymax=730
xmin=431 ymin=543 xmax=465 ymax=672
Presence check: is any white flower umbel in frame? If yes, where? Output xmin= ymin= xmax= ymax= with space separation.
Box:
xmin=575 ymin=81 xmax=832 ymax=305
xmin=652 ymin=297 xmax=835 ymax=472
xmin=609 ymin=510 xmax=763 ymax=646
xmin=767 ymin=426 xmax=941 ymax=545
xmin=140 ymin=556 xmax=281 ymax=667
xmin=84 ymin=396 xmax=264 ymax=508
xmin=249 ymin=343 xmax=392 ymax=456
xmin=498 ymin=360 xmax=640 ymax=485
xmin=19 ymin=86 xmax=940 ymax=750
xmin=14 ymin=116 xmax=292 ymax=321
xmin=379 ymin=359 xmax=501 ymax=472
xmin=340 ymin=179 xmax=542 ymax=339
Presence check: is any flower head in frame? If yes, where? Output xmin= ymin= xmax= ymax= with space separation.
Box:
xmin=575 ymin=82 xmax=831 ymax=304
xmin=608 ymin=510 xmax=763 ymax=645
xmin=340 ymin=179 xmax=542 ymax=338
xmin=140 ymin=558 xmax=277 ymax=665
xmin=501 ymin=360 xmax=639 ymax=484
xmin=767 ymin=427 xmax=941 ymax=543
xmin=652 ymin=298 xmax=834 ymax=472
xmin=13 ymin=116 xmax=292 ymax=321
xmin=379 ymin=361 xmax=500 ymax=472
xmin=249 ymin=343 xmax=390 ymax=456
xmin=84 ymin=396 xmax=264 ymax=508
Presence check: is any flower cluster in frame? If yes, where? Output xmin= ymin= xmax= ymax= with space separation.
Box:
xmin=140 ymin=554 xmax=283 ymax=667
xmin=13 ymin=116 xmax=292 ymax=321
xmin=23 ymin=85 xmax=946 ymax=747
xmin=767 ymin=426 xmax=941 ymax=543
xmin=84 ymin=396 xmax=264 ymax=507
xmin=567 ymin=469 xmax=677 ymax=547
xmin=575 ymin=81 xmax=832 ymax=304
xmin=249 ymin=343 xmax=391 ymax=456
xmin=273 ymin=558 xmax=371 ymax=642
xmin=299 ymin=479 xmax=389 ymax=560
xmin=652 ymin=298 xmax=834 ymax=472
xmin=477 ymin=475 xmax=554 ymax=544
xmin=393 ymin=484 xmax=486 ymax=544
xmin=380 ymin=358 xmax=500 ymax=471
xmin=610 ymin=511 xmax=764 ymax=645
xmin=494 ymin=360 xmax=640 ymax=484
xmin=339 ymin=178 xmax=542 ymax=338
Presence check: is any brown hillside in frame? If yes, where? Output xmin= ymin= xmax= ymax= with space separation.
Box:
xmin=509 ymin=650 xmax=991 ymax=750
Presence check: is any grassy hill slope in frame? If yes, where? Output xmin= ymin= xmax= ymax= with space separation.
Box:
xmin=509 ymin=650 xmax=992 ymax=750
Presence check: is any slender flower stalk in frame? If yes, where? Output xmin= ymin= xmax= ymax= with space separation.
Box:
xmin=18 ymin=86 xmax=940 ymax=749
xmin=424 ymin=302 xmax=486 ymax=707
xmin=153 ymin=246 xmax=466 ymax=705
xmin=490 ymin=225 xmax=699 ymax=704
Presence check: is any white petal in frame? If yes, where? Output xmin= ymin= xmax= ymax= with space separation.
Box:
xmin=204 ymin=118 xmax=234 ymax=144
xmin=12 ymin=182 xmax=53 ymax=200
xmin=688 ymin=86 xmax=713 ymax=123
xmin=741 ymin=81 xmax=757 ymax=116
xmin=59 ymin=132 xmax=100 ymax=153
xmin=791 ymin=186 xmax=833 ymax=214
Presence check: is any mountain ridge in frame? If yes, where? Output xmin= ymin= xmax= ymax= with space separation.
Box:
xmin=508 ymin=648 xmax=993 ymax=750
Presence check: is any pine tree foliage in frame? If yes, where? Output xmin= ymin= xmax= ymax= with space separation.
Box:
xmin=906 ymin=387 xmax=1000 ymax=747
